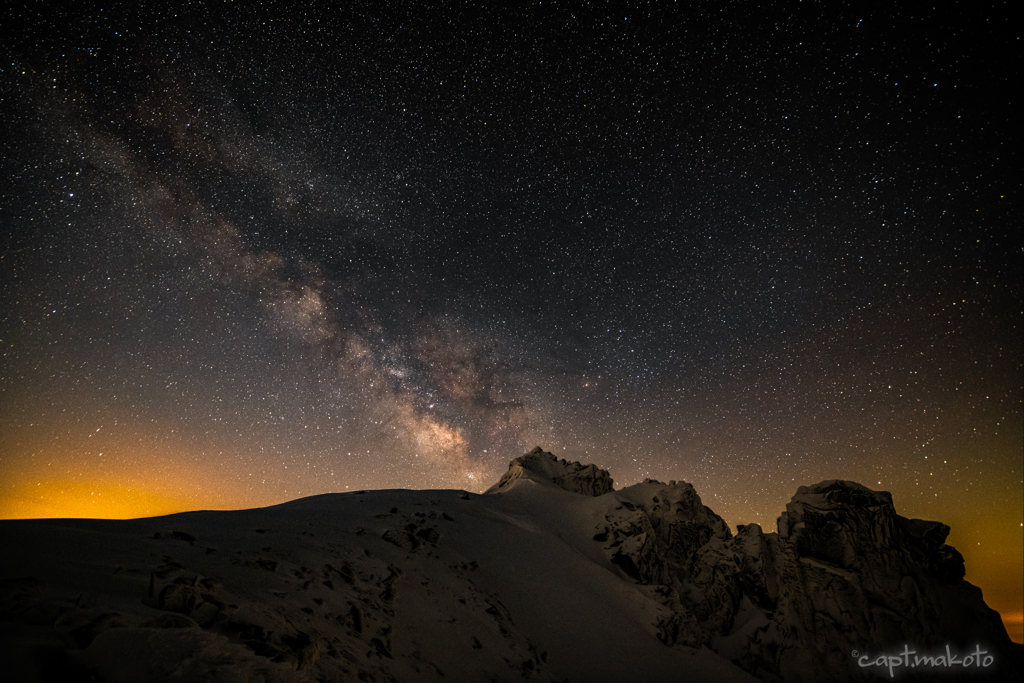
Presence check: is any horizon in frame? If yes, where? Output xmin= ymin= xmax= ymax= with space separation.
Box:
xmin=2 ymin=449 xmax=1020 ymax=644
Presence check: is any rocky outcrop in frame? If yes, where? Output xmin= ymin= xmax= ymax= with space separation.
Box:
xmin=591 ymin=479 xmax=731 ymax=586
xmin=484 ymin=453 xmax=1020 ymax=680
xmin=744 ymin=480 xmax=1018 ymax=682
xmin=485 ymin=446 xmax=614 ymax=497
xmin=598 ymin=478 xmax=1022 ymax=682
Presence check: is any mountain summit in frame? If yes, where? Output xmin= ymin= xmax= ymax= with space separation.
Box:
xmin=484 ymin=446 xmax=615 ymax=496
xmin=1 ymin=450 xmax=1020 ymax=682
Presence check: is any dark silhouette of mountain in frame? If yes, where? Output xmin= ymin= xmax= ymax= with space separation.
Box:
xmin=1 ymin=447 xmax=1020 ymax=682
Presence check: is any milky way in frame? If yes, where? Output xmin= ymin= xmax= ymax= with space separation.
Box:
xmin=1 ymin=1 xmax=1020 ymax=638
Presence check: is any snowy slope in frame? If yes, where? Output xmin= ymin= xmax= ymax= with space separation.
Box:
xmin=0 ymin=456 xmax=754 ymax=682
xmin=2 ymin=448 xmax=1020 ymax=682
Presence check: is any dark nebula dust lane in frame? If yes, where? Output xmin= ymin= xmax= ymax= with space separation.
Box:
xmin=1 ymin=1 xmax=1020 ymax=639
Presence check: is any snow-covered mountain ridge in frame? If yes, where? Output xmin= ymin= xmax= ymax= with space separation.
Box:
xmin=1 ymin=447 xmax=1020 ymax=682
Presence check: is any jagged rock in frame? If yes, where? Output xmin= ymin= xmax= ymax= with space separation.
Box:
xmin=556 ymin=474 xmax=1024 ymax=681
xmin=158 ymin=581 xmax=204 ymax=614
xmin=592 ymin=479 xmax=731 ymax=589
xmin=382 ymin=528 xmax=422 ymax=551
xmin=679 ymin=479 xmax=1021 ymax=682
xmin=485 ymin=446 xmax=614 ymax=496
xmin=483 ymin=459 xmax=1021 ymax=680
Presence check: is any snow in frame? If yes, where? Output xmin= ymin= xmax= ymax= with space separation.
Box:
xmin=3 ymin=452 xmax=1019 ymax=682
xmin=0 ymin=478 xmax=755 ymax=682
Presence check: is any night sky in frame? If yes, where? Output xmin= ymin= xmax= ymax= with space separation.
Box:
xmin=1 ymin=1 xmax=1020 ymax=638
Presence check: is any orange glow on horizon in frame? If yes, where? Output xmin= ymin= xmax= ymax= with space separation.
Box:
xmin=2 ymin=467 xmax=1019 ymax=644
xmin=0 ymin=478 xmax=204 ymax=520
xmin=1001 ymin=611 xmax=1024 ymax=645
xmin=0 ymin=429 xmax=284 ymax=519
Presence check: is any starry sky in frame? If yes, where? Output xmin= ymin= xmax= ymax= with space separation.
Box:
xmin=1 ymin=1 xmax=1020 ymax=639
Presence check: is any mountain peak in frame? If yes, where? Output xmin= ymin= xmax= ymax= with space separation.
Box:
xmin=484 ymin=446 xmax=614 ymax=496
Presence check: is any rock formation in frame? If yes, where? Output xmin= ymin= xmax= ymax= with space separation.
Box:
xmin=577 ymin=476 xmax=1021 ymax=682
xmin=482 ymin=448 xmax=1021 ymax=680
xmin=485 ymin=446 xmax=614 ymax=497
xmin=1 ymin=449 xmax=1020 ymax=682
